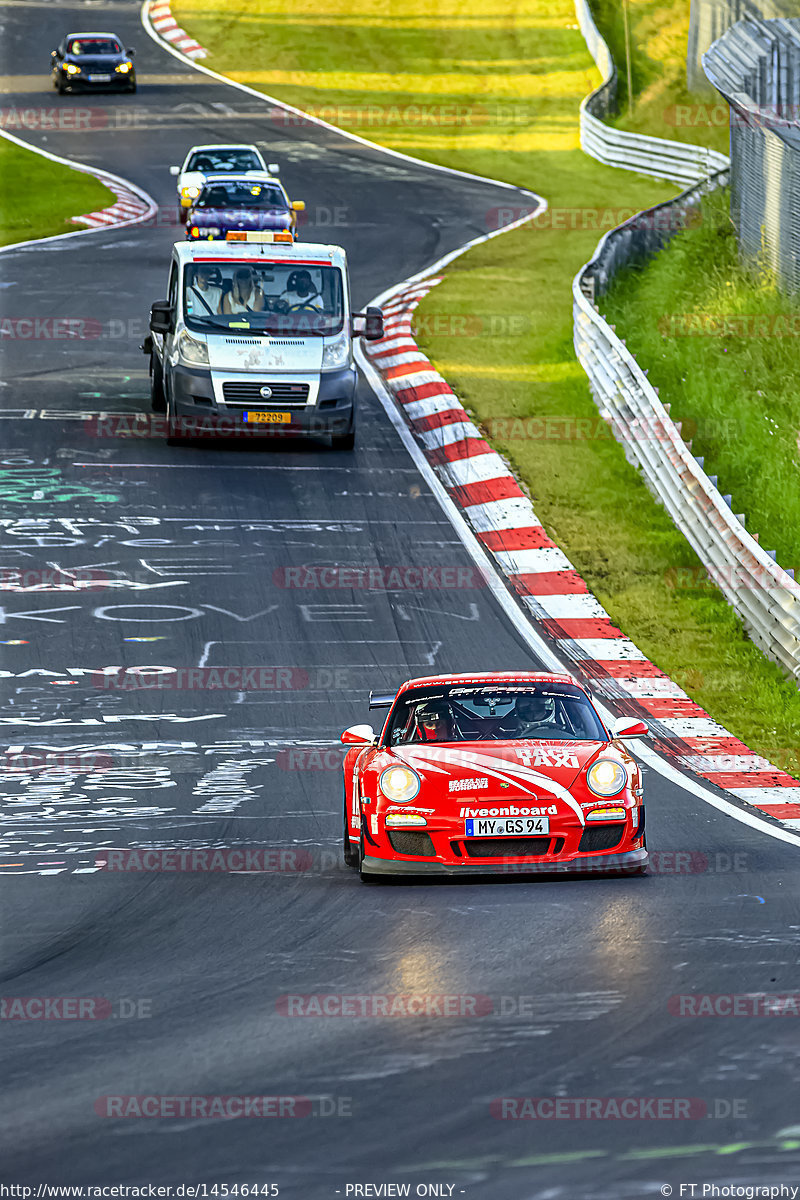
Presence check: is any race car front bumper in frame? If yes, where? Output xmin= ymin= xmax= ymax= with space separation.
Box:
xmin=360 ymin=847 xmax=649 ymax=876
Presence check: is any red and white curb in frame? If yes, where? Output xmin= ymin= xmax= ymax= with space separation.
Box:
xmin=365 ymin=279 xmax=800 ymax=834
xmin=147 ymin=1 xmax=208 ymax=59
xmin=71 ymin=173 xmax=153 ymax=229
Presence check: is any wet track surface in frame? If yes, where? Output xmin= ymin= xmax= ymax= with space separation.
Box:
xmin=1 ymin=3 xmax=800 ymax=1196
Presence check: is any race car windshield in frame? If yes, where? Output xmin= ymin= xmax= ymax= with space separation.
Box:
xmin=186 ymin=151 xmax=262 ymax=173
xmin=68 ymin=38 xmax=122 ymax=55
xmin=195 ymin=183 xmax=287 ymax=211
xmin=386 ymin=684 xmax=607 ymax=745
xmin=183 ymin=262 xmax=344 ymax=336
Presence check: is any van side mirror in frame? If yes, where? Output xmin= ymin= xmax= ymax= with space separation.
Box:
xmin=149 ymin=300 xmax=174 ymax=335
xmin=364 ymin=306 xmax=384 ymax=341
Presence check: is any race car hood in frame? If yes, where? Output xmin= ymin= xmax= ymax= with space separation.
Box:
xmin=191 ymin=207 xmax=292 ymax=231
xmin=380 ymin=741 xmax=609 ymax=819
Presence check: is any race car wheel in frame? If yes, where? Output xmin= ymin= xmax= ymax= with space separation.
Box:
xmin=358 ymin=835 xmax=380 ymax=885
xmin=128 ymin=82 xmax=137 ymax=94
xmin=178 ymin=207 xmax=188 ymax=225
xmin=150 ymin=352 xmax=166 ymax=412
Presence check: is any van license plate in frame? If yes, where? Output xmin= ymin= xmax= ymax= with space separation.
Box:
xmin=242 ymin=411 xmax=291 ymax=424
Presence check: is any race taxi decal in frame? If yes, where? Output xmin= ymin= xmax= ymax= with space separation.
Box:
xmin=517 ymin=746 xmax=579 ymax=769
xmin=448 ymin=777 xmax=489 ymax=793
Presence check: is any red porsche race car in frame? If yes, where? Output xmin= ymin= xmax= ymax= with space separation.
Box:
xmin=341 ymin=672 xmax=649 ymax=881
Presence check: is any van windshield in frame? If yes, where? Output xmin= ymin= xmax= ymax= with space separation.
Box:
xmin=183 ymin=260 xmax=344 ymax=336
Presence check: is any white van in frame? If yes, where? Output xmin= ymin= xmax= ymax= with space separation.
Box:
xmin=145 ymin=235 xmax=383 ymax=448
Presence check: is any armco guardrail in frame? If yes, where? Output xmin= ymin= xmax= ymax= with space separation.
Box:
xmin=574 ymin=0 xmax=730 ymax=184
xmin=573 ymin=183 xmax=800 ymax=680
xmin=572 ymin=4 xmax=800 ymax=679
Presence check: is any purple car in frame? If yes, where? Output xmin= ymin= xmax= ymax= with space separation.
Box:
xmin=185 ymin=174 xmax=304 ymax=241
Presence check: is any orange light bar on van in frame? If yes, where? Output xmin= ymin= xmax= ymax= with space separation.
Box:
xmin=225 ymin=230 xmax=294 ymax=243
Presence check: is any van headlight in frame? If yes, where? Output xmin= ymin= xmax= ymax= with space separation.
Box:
xmin=587 ymin=759 xmax=628 ymax=797
xmin=177 ymin=331 xmax=209 ymax=367
xmin=322 ymin=332 xmax=350 ymax=370
xmin=379 ymin=766 xmax=421 ymax=803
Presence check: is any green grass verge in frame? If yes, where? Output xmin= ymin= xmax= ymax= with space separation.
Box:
xmin=0 ymin=138 xmax=114 ymax=247
xmin=602 ymin=187 xmax=800 ymax=571
xmin=172 ymin=0 xmax=800 ymax=773
xmin=590 ymin=0 xmax=730 ymax=156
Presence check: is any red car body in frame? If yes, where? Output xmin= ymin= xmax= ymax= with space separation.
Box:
xmin=341 ymin=672 xmax=648 ymax=881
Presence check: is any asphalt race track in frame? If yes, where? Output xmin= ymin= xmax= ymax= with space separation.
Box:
xmin=1 ymin=3 xmax=799 ymax=1196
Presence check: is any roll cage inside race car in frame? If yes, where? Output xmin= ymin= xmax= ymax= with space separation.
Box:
xmin=383 ymin=683 xmax=609 ymax=745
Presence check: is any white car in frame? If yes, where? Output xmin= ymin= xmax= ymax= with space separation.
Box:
xmin=169 ymin=144 xmax=279 ymax=223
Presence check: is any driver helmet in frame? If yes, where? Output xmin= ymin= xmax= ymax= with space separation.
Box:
xmin=416 ymin=698 xmax=453 ymax=741
xmin=287 ymin=269 xmax=315 ymax=297
xmin=515 ymin=694 xmax=554 ymax=724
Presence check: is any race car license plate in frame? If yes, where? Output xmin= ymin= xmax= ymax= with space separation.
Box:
xmin=88 ymin=74 xmax=111 ymax=82
xmin=465 ymin=817 xmax=549 ymax=837
xmin=242 ymin=411 xmax=291 ymax=424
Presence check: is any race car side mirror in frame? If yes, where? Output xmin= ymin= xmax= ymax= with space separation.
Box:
xmin=149 ymin=300 xmax=174 ymax=334
xmin=341 ymin=724 xmax=376 ymax=746
xmin=51 ymin=50 xmax=58 ymax=59
xmin=127 ymin=47 xmax=136 ymax=55
xmin=612 ymin=718 xmax=649 ymax=738
xmin=268 ymin=163 xmax=280 ymax=174
xmin=291 ymin=200 xmax=305 ymax=212
xmin=169 ymin=165 xmax=180 ymax=176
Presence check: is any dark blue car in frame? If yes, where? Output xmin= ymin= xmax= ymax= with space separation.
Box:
xmin=185 ymin=174 xmax=305 ymax=242
xmin=51 ymin=32 xmax=136 ymax=94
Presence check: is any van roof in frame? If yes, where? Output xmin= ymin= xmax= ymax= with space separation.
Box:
xmin=174 ymin=241 xmax=347 ymax=268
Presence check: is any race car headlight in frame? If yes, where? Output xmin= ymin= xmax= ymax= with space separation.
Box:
xmin=177 ymin=331 xmax=209 ymax=367
xmin=182 ymin=186 xmax=202 ymax=200
xmin=587 ymin=759 xmax=628 ymax=797
xmin=379 ymin=766 xmax=421 ymax=804
xmin=64 ymin=64 xmax=81 ymax=74
xmin=585 ymin=805 xmax=627 ymax=822
xmin=115 ymin=62 xmax=133 ymax=73
xmin=385 ymin=812 xmax=427 ymax=827
xmin=322 ymin=332 xmax=350 ymax=370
